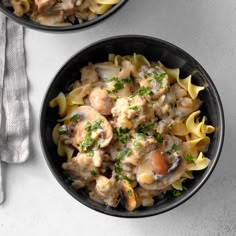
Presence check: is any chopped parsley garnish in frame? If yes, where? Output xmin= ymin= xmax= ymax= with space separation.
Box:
xmin=154 ymin=133 xmax=163 ymax=143
xmin=184 ymin=153 xmax=195 ymax=164
xmin=90 ymin=170 xmax=97 ymax=177
xmin=58 ymin=125 xmax=67 ymax=135
xmin=92 ymin=119 xmax=103 ymax=131
xmin=127 ymin=189 xmax=133 ymax=196
xmin=173 ymin=186 xmax=187 ymax=197
xmin=85 ymin=122 xmax=92 ymax=131
xmin=70 ymin=114 xmax=81 ymax=121
xmin=114 ymin=79 xmax=124 ymax=91
xmin=133 ymin=140 xmax=140 ymax=147
xmin=138 ymin=86 xmax=153 ymax=96
xmin=171 ymin=144 xmax=181 ymax=153
xmin=138 ymin=133 xmax=146 ymax=140
xmin=79 ymin=133 xmax=94 ymax=151
xmin=122 ymin=77 xmax=136 ymax=83
xmin=167 ymin=123 xmax=173 ymax=132
xmin=117 ymin=148 xmax=132 ymax=162
xmin=114 ymin=127 xmax=130 ymax=144
xmin=160 ymin=80 xmax=168 ymax=89
xmin=172 ymin=189 xmax=182 ymax=197
xmin=146 ymin=72 xmax=167 ymax=81
xmin=85 ymin=119 xmax=103 ymax=132
xmin=137 ymin=123 xmax=155 ymax=134
xmin=129 ymin=105 xmax=138 ymax=110
xmin=88 ymin=150 xmax=94 ymax=157
xmin=114 ymin=164 xmax=122 ymax=174
xmin=122 ymin=176 xmax=133 ymax=185
xmin=104 ymin=77 xmax=124 ymax=92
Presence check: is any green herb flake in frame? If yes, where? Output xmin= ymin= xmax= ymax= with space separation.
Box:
xmin=90 ymin=170 xmax=97 ymax=177
xmin=79 ymin=134 xmax=94 ymax=151
xmin=114 ymin=127 xmax=130 ymax=144
xmin=123 ymin=176 xmax=133 ymax=185
xmin=171 ymin=144 xmax=181 ymax=153
xmin=114 ymin=164 xmax=122 ymax=174
xmin=160 ymin=80 xmax=168 ymax=89
xmin=137 ymin=123 xmax=155 ymax=134
xmin=129 ymin=106 xmax=138 ymax=110
xmin=133 ymin=140 xmax=140 ymax=148
xmin=117 ymin=148 xmax=132 ymax=162
xmin=167 ymin=123 xmax=173 ymax=131
xmin=58 ymin=125 xmax=67 ymax=135
xmin=138 ymin=133 xmax=146 ymax=140
xmin=184 ymin=153 xmax=195 ymax=164
xmin=113 ymin=77 xmax=124 ymax=91
xmin=146 ymin=72 xmax=167 ymax=82
xmin=70 ymin=114 xmax=81 ymax=121
xmin=122 ymin=78 xmax=132 ymax=83
xmin=85 ymin=122 xmax=92 ymax=131
xmin=127 ymin=189 xmax=133 ymax=196
xmin=173 ymin=189 xmax=182 ymax=197
xmin=138 ymin=86 xmax=153 ymax=96
xmin=154 ymin=133 xmax=163 ymax=143
xmin=88 ymin=150 xmax=94 ymax=157
xmin=92 ymin=119 xmax=104 ymax=131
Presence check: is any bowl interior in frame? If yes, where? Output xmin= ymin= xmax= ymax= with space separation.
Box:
xmin=40 ymin=35 xmax=224 ymax=217
xmin=0 ymin=0 xmax=128 ymax=32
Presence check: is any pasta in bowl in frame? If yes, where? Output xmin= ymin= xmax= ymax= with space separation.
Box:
xmin=40 ymin=36 xmax=224 ymax=217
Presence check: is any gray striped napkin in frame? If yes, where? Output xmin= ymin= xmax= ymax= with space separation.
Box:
xmin=0 ymin=13 xmax=29 ymax=204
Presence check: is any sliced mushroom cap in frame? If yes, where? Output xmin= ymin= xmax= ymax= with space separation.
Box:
xmin=93 ymin=62 xmax=121 ymax=80
xmin=71 ymin=106 xmax=113 ymax=150
xmin=35 ymin=0 xmax=56 ymax=14
xmin=89 ymin=87 xmax=113 ymax=115
xmin=137 ymin=150 xmax=186 ymax=190
xmin=119 ymin=179 xmax=137 ymax=211
xmin=80 ymin=65 xmax=99 ymax=84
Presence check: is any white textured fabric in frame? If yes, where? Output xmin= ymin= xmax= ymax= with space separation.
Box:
xmin=0 ymin=13 xmax=29 ymax=204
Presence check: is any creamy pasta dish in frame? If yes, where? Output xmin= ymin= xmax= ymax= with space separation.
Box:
xmin=7 ymin=0 xmax=121 ymax=26
xmin=50 ymin=54 xmax=215 ymax=211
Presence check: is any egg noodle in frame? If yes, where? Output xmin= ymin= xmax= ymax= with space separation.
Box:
xmin=9 ymin=0 xmax=121 ymax=26
xmin=49 ymin=54 xmax=215 ymax=211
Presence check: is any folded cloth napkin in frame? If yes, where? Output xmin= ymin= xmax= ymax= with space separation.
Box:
xmin=0 ymin=13 xmax=29 ymax=204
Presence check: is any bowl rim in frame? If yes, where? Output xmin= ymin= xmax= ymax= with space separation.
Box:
xmin=0 ymin=0 xmax=128 ymax=33
xmin=40 ymin=35 xmax=225 ymax=218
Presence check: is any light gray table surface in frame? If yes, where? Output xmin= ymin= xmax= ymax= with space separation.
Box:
xmin=0 ymin=0 xmax=235 ymax=235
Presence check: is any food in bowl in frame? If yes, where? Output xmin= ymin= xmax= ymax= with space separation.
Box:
xmin=7 ymin=0 xmax=121 ymax=26
xmin=49 ymin=53 xmax=215 ymax=211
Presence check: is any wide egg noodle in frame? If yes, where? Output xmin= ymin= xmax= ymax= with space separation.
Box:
xmin=66 ymin=84 xmax=92 ymax=106
xmin=186 ymin=152 xmax=210 ymax=171
xmin=49 ymin=92 xmax=67 ymax=117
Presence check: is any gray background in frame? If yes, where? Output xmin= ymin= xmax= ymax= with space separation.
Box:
xmin=0 ymin=0 xmax=235 ymax=235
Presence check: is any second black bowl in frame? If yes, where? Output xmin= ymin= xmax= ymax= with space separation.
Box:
xmin=40 ymin=35 xmax=224 ymax=217
xmin=0 ymin=0 xmax=128 ymax=32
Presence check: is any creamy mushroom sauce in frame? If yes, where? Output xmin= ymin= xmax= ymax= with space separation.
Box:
xmin=50 ymin=54 xmax=215 ymax=211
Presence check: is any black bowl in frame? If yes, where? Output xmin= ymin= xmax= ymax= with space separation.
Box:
xmin=40 ymin=35 xmax=225 ymax=217
xmin=0 ymin=0 xmax=128 ymax=33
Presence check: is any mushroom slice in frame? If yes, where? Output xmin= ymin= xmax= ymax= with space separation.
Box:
xmin=137 ymin=150 xmax=186 ymax=190
xmin=35 ymin=0 xmax=56 ymax=13
xmin=71 ymin=106 xmax=113 ymax=150
xmin=80 ymin=65 xmax=99 ymax=84
xmin=89 ymin=87 xmax=113 ymax=115
xmin=93 ymin=62 xmax=121 ymax=80
xmin=119 ymin=179 xmax=137 ymax=211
